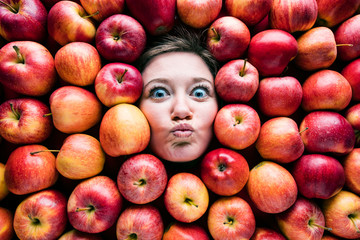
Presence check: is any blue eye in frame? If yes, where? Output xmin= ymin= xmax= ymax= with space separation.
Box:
xmin=192 ymin=87 xmax=208 ymax=98
xmin=150 ymin=88 xmax=168 ymax=99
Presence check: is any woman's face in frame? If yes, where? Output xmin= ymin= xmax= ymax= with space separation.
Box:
xmin=139 ymin=52 xmax=218 ymax=162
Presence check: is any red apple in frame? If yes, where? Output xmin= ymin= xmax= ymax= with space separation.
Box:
xmin=346 ymin=103 xmax=360 ymax=130
xmin=250 ymin=227 xmax=286 ymax=240
xmin=125 ymin=0 xmax=176 ymax=35
xmin=13 ymin=189 xmax=67 ymax=240
xmin=247 ymin=29 xmax=298 ymax=76
xmin=4 ymin=144 xmax=58 ymax=195
xmin=206 ymin=16 xmax=250 ymax=62
xmin=256 ymin=76 xmax=303 ymax=117
xmin=0 ymin=207 xmax=13 ymax=240
xmin=176 ymin=0 xmax=222 ymax=29
xmin=80 ymin=0 xmax=125 ymax=22
xmin=207 ymin=196 xmax=256 ymax=240
xmin=335 ymin=14 xmax=360 ymax=61
xmin=247 ymin=161 xmax=298 ymax=214
xmin=58 ymin=229 xmax=102 ymax=240
xmin=49 ymin=86 xmax=102 ymax=134
xmin=117 ymin=153 xmax=167 ymax=204
xmin=94 ymin=62 xmax=143 ymax=107
xmin=99 ymin=103 xmax=150 ymax=157
xmin=55 ymin=42 xmax=102 ymax=87
xmin=299 ymin=111 xmax=355 ymax=154
xmin=95 ymin=14 xmax=146 ymax=63
xmin=317 ymin=0 xmax=360 ymax=27
xmin=163 ymin=222 xmax=210 ymax=240
xmin=164 ymin=172 xmax=209 ymax=223
xmin=0 ymin=41 xmax=56 ymax=96
xmin=343 ymin=148 xmax=360 ymax=195
xmin=215 ymin=59 xmax=259 ymax=102
xmin=0 ymin=162 xmax=9 ymax=201
xmin=200 ymin=148 xmax=249 ymax=196
xmin=342 ymin=58 xmax=360 ymax=101
xmin=0 ymin=98 xmax=52 ymax=144
xmin=67 ymin=176 xmax=122 ymax=233
xmin=116 ymin=205 xmax=164 ymax=240
xmin=321 ymin=235 xmax=340 ymax=240
xmin=214 ymin=104 xmax=261 ymax=150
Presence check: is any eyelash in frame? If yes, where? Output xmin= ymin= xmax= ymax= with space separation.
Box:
xmin=147 ymin=84 xmax=211 ymax=99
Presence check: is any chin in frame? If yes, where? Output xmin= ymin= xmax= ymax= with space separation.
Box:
xmin=154 ymin=143 xmax=206 ymax=163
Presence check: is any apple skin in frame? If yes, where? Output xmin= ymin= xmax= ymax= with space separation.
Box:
xmin=200 ymin=148 xmax=249 ymax=196
xmin=215 ymin=59 xmax=259 ymax=102
xmin=125 ymin=0 xmax=176 ymax=36
xmin=47 ymin=1 xmax=96 ymax=46
xmin=4 ymin=144 xmax=58 ymax=195
xmin=343 ymin=148 xmax=360 ymax=195
xmin=276 ymin=197 xmax=329 ymax=240
xmin=164 ymin=172 xmax=209 ymax=223
xmin=176 ymin=0 xmax=222 ymax=29
xmin=322 ymin=190 xmax=360 ymax=239
xmin=250 ymin=227 xmax=286 ymax=240
xmin=214 ymin=104 xmax=261 ymax=150
xmin=225 ymin=0 xmax=272 ymax=26
xmin=116 ymin=204 xmax=164 ymax=240
xmin=55 ymin=42 xmax=102 ymax=87
xmin=99 ymin=103 xmax=150 ymax=157
xmin=247 ymin=29 xmax=298 ymax=76
xmin=49 ymin=86 xmax=102 ymax=134
xmin=56 ymin=134 xmax=106 ymax=180
xmin=67 ymin=176 xmax=123 ymax=234
xmin=207 ymin=196 xmax=256 ymax=240
xmin=94 ymin=62 xmax=143 ymax=107
xmin=0 ymin=207 xmax=13 ymax=240
xmin=294 ymin=27 xmax=337 ymax=71
xmin=299 ymin=111 xmax=356 ymax=155
xmin=117 ymin=153 xmax=167 ymax=204
xmin=321 ymin=235 xmax=340 ymax=240
xmin=247 ymin=161 xmax=298 ymax=214
xmin=335 ymin=14 xmax=360 ymax=61
xmin=342 ymin=58 xmax=360 ymax=101
xmin=0 ymin=162 xmax=9 ymax=201
xmin=269 ymin=0 xmax=318 ymax=33
xmin=163 ymin=222 xmax=210 ymax=240
xmin=58 ymin=229 xmax=103 ymax=240
xmin=256 ymin=76 xmax=303 ymax=117
xmin=0 ymin=98 xmax=53 ymax=144
xmin=346 ymin=104 xmax=360 ymax=130
xmin=0 ymin=41 xmax=56 ymax=96
xmin=13 ymin=189 xmax=68 ymax=240
xmin=95 ymin=14 xmax=146 ymax=63
xmin=80 ymin=0 xmax=125 ymax=22
xmin=206 ymin=16 xmax=251 ymax=62
xmin=317 ymin=0 xmax=360 ymax=27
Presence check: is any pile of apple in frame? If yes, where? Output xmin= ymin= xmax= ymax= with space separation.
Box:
xmin=0 ymin=0 xmax=360 ymax=239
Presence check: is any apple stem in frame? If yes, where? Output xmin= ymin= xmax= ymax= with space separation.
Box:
xmin=0 ymin=0 xmax=18 ymax=13
xmin=76 ymin=205 xmax=95 ymax=212
xmin=117 ymin=69 xmax=128 ymax=84
xmin=127 ymin=233 xmax=138 ymax=240
xmin=9 ymin=103 xmax=20 ymax=120
xmin=28 ymin=214 xmax=40 ymax=225
xmin=83 ymin=10 xmax=99 ymax=19
xmin=30 ymin=149 xmax=60 ymax=155
xmin=13 ymin=46 xmax=24 ymax=64
xmin=223 ymin=216 xmax=235 ymax=225
xmin=211 ymin=27 xmax=220 ymax=41
xmin=239 ymin=59 xmax=247 ymax=77
xmin=349 ymin=215 xmax=360 ymax=233
xmin=133 ymin=178 xmax=146 ymax=186
xmin=299 ymin=127 xmax=309 ymax=134
xmin=336 ymin=43 xmax=353 ymax=47
xmin=184 ymin=198 xmax=198 ymax=208
xmin=43 ymin=113 xmax=52 ymax=117
xmin=311 ymin=222 xmax=332 ymax=231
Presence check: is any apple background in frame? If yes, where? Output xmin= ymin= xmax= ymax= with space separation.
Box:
xmin=0 ymin=0 xmax=360 ymax=239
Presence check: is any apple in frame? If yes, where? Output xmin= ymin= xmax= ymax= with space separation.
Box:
xmin=342 ymin=58 xmax=360 ymax=101
xmin=176 ymin=0 xmax=222 ymax=29
xmin=247 ymin=29 xmax=298 ymax=76
xmin=49 ymin=86 xmax=102 ymax=134
xmin=117 ymin=153 xmax=167 ymax=204
xmin=256 ymin=76 xmax=303 ymax=117
xmin=116 ymin=204 xmax=164 ymax=240
xmin=55 ymin=42 xmax=102 ymax=87
xmin=321 ymin=235 xmax=340 ymax=240
xmin=322 ymin=190 xmax=360 ymax=239
xmin=0 ymin=162 xmax=9 ymax=201
xmin=317 ymin=0 xmax=360 ymax=27
xmin=94 ymin=62 xmax=143 ymax=107
xmin=95 ymin=14 xmax=146 ymax=63
xmin=301 ymin=70 xmax=352 ymax=112
xmin=214 ymin=104 xmax=261 ymax=150
xmin=125 ymin=0 xmax=176 ymax=35
xmin=200 ymin=148 xmax=249 ymax=196
xmin=215 ymin=59 xmax=259 ymax=102
xmin=0 ymin=207 xmax=13 ymax=240
xmin=47 ymin=0 xmax=97 ymax=46
xmin=255 ymin=117 xmax=304 ymax=164
xmin=0 ymin=98 xmax=52 ymax=144
xmin=0 ymin=0 xmax=47 ymax=42
xmin=67 ymin=176 xmax=122 ymax=233
xmin=164 ymin=172 xmax=209 ymax=223
xmin=80 ymin=0 xmax=125 ymax=22
xmin=206 ymin=16 xmax=251 ymax=62
xmin=346 ymin=104 xmax=360 ymax=130
xmin=99 ymin=103 xmax=150 ymax=157
xmin=299 ymin=111 xmax=355 ymax=154
xmin=207 ymin=196 xmax=256 ymax=240
xmin=343 ymin=148 xmax=360 ymax=195
xmin=335 ymin=14 xmax=360 ymax=61
xmin=269 ymin=0 xmax=318 ymax=33
xmin=4 ymin=144 xmax=58 ymax=195
xmin=250 ymin=227 xmax=286 ymax=240
xmin=247 ymin=161 xmax=298 ymax=214
xmin=276 ymin=197 xmax=332 ymax=240
xmin=13 ymin=189 xmax=67 ymax=240
xmin=225 ymin=0 xmax=272 ymax=26
xmin=251 ymin=15 xmax=270 ymax=35
xmin=0 ymin=41 xmax=56 ymax=96
xmin=294 ymin=27 xmax=337 ymax=71
xmin=58 ymin=229 xmax=102 ymax=240
xmin=163 ymin=222 xmax=210 ymax=240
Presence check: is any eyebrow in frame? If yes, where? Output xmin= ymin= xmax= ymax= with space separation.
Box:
xmin=143 ymin=77 xmax=213 ymax=89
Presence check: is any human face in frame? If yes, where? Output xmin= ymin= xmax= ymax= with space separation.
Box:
xmin=139 ymin=52 xmax=218 ymax=162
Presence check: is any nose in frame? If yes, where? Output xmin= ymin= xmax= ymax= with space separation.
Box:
xmin=171 ymin=94 xmax=193 ymax=120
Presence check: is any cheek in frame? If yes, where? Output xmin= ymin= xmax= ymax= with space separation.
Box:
xmin=139 ymin=101 xmax=168 ymax=131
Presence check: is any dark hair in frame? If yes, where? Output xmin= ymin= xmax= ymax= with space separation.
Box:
xmin=136 ymin=25 xmax=218 ymax=78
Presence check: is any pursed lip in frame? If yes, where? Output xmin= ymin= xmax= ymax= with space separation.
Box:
xmin=171 ymin=123 xmax=194 ymax=138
